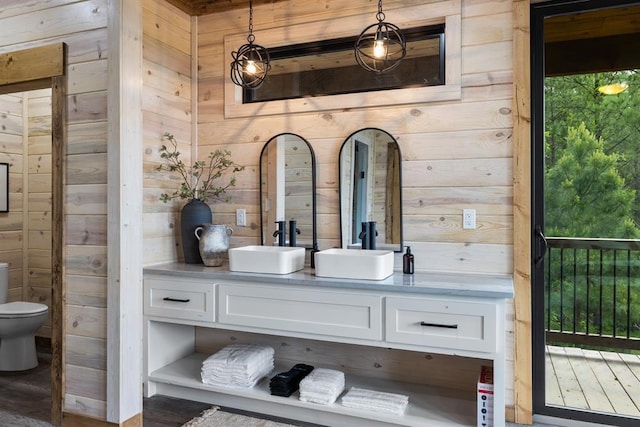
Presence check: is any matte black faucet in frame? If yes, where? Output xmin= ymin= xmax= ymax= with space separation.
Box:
xmin=359 ymin=222 xmax=370 ymax=249
xmin=358 ymin=221 xmax=378 ymax=250
xmin=273 ymin=221 xmax=286 ymax=246
xmin=289 ymin=220 xmax=301 ymax=247
xmin=368 ymin=221 xmax=377 ymax=250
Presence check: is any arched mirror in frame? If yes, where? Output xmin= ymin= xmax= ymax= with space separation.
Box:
xmin=339 ymin=128 xmax=402 ymax=252
xmin=260 ymin=133 xmax=317 ymax=250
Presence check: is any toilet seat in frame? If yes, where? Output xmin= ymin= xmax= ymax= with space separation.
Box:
xmin=0 ymin=302 xmax=48 ymax=318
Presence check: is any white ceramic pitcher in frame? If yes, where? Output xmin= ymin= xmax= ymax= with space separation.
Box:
xmin=194 ymin=224 xmax=233 ymax=267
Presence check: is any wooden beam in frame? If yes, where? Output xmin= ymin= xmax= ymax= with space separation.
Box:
xmin=546 ymin=33 xmax=640 ymax=76
xmin=51 ymin=71 xmax=67 ymax=427
xmin=544 ymin=5 xmax=640 ymax=43
xmin=106 ymin=0 xmax=144 ymax=423
xmin=512 ymin=0 xmax=533 ymax=424
xmin=163 ymin=0 xmax=284 ymax=16
xmin=0 ymin=44 xmax=65 ymax=86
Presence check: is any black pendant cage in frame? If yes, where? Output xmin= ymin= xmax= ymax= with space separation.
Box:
xmin=230 ymin=40 xmax=271 ymax=89
xmin=355 ymin=20 xmax=406 ymax=74
xmin=230 ymin=0 xmax=270 ymax=89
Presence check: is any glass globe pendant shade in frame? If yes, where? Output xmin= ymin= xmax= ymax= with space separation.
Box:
xmin=355 ymin=8 xmax=406 ymax=73
xmin=230 ymin=39 xmax=270 ymax=89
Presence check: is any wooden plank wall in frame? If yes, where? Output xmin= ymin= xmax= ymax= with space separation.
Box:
xmin=0 ymin=89 xmax=53 ymax=339
xmin=27 ymin=89 xmax=53 ymax=338
xmin=142 ymin=0 xmax=193 ymax=266
xmin=0 ymin=0 xmax=110 ymax=420
xmin=196 ymin=0 xmax=514 ymax=274
xmin=0 ymin=93 xmax=24 ymax=302
xmin=193 ymin=0 xmax=516 ymax=414
xmin=283 ymin=135 xmax=314 ymax=245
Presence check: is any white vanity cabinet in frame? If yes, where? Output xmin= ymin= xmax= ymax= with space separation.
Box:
xmin=143 ymin=265 xmax=512 ymax=427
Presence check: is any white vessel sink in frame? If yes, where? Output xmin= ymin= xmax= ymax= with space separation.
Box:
xmin=314 ymin=248 xmax=394 ymax=280
xmin=228 ymin=245 xmax=305 ymax=275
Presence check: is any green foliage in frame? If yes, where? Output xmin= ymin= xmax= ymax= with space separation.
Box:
xmin=545 ymin=248 xmax=640 ymax=340
xmin=543 ymin=70 xmax=640 ymax=346
xmin=545 ymin=70 xmax=640 ymax=220
xmin=157 ymin=132 xmax=245 ymax=203
xmin=545 ymin=123 xmax=639 ymax=238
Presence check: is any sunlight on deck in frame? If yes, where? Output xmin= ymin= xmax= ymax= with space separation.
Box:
xmin=546 ymin=345 xmax=640 ymax=418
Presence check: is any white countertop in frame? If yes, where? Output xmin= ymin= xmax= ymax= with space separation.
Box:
xmin=144 ymin=262 xmax=514 ymax=299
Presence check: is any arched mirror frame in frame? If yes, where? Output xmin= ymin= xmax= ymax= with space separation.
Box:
xmin=259 ymin=133 xmax=318 ymax=252
xmin=339 ymin=128 xmax=403 ymax=252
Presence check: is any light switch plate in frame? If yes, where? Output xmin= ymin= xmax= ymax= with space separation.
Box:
xmin=236 ymin=209 xmax=246 ymax=227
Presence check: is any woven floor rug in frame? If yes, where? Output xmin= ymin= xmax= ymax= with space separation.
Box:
xmin=182 ymin=407 xmax=298 ymax=427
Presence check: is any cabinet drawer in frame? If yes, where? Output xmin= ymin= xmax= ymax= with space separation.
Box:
xmin=385 ymin=297 xmax=497 ymax=353
xmin=218 ymin=284 xmax=382 ymax=340
xmin=144 ymin=277 xmax=215 ymax=322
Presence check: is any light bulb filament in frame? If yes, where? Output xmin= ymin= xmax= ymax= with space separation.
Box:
xmin=244 ymin=60 xmax=257 ymax=75
xmin=373 ymin=39 xmax=387 ymax=59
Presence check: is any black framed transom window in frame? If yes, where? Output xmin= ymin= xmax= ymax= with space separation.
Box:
xmin=243 ymin=24 xmax=445 ymax=103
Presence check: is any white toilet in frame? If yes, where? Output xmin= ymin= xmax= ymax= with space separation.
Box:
xmin=0 ymin=262 xmax=49 ymax=371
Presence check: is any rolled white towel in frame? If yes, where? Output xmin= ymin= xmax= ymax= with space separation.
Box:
xmin=341 ymin=387 xmax=409 ymax=415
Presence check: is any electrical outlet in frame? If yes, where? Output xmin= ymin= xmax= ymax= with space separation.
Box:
xmin=236 ymin=209 xmax=246 ymax=227
xmin=463 ymin=209 xmax=476 ymax=229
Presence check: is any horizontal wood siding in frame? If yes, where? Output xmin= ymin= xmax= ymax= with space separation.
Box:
xmin=195 ymin=0 xmax=515 ymax=414
xmin=196 ymin=0 xmax=514 ymax=274
xmin=27 ymin=89 xmax=53 ymax=339
xmin=0 ymin=0 xmax=110 ymax=420
xmin=142 ymin=0 xmax=193 ymax=266
xmin=0 ymin=93 xmax=24 ymax=302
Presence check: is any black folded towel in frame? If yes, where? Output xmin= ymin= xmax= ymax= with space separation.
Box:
xmin=269 ymin=363 xmax=314 ymax=397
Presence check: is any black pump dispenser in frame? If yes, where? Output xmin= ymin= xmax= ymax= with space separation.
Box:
xmin=403 ymin=246 xmax=414 ymax=274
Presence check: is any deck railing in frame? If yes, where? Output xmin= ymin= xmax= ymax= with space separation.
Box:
xmin=545 ymin=237 xmax=640 ymax=350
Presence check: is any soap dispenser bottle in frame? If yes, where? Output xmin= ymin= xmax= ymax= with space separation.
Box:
xmin=403 ymin=246 xmax=414 ymax=274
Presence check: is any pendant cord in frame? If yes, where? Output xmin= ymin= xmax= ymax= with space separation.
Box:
xmin=376 ymin=0 xmax=385 ymax=23
xmin=247 ymin=0 xmax=255 ymax=44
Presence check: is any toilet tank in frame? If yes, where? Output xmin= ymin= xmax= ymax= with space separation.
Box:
xmin=0 ymin=262 xmax=8 ymax=304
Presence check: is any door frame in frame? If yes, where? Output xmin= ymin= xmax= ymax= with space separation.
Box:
xmin=0 ymin=43 xmax=66 ymax=426
xmin=530 ymin=1 xmax=640 ymax=425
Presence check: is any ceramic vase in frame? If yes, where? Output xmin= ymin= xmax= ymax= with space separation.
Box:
xmin=194 ymin=224 xmax=233 ymax=267
xmin=181 ymin=199 xmax=212 ymax=264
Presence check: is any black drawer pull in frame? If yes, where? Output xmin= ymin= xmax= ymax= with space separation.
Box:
xmin=163 ymin=297 xmax=190 ymax=303
xmin=420 ymin=322 xmax=458 ymax=329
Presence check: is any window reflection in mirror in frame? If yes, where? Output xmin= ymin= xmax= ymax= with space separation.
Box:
xmin=339 ymin=128 xmax=402 ymax=252
xmin=245 ymin=25 xmax=444 ymax=103
xmin=260 ymin=133 xmax=317 ymax=249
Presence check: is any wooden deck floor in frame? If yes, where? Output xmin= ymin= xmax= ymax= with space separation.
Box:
xmin=546 ymin=345 xmax=640 ymax=418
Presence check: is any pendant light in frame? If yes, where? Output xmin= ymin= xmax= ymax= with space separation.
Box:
xmin=597 ymin=82 xmax=628 ymax=95
xmin=355 ymin=0 xmax=406 ymax=73
xmin=230 ymin=0 xmax=270 ymax=89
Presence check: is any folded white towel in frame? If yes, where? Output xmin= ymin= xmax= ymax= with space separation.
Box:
xmin=299 ymin=368 xmax=345 ymax=405
xmin=200 ymin=344 xmax=274 ymax=388
xmin=341 ymin=387 xmax=409 ymax=415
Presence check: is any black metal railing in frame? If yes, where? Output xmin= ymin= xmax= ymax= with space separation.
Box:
xmin=545 ymin=237 xmax=640 ymax=350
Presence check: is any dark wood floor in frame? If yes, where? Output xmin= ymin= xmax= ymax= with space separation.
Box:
xmin=0 ymin=349 xmax=320 ymax=427
xmin=0 ymin=351 xmax=52 ymax=423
